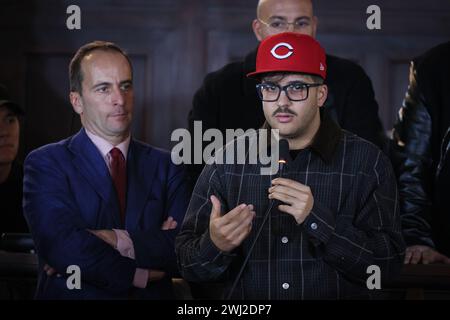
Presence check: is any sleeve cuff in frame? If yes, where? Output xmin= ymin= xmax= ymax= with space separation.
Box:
xmin=198 ymin=230 xmax=236 ymax=263
xmin=113 ymin=229 xmax=136 ymax=259
xmin=133 ymin=268 xmax=148 ymax=289
xmin=304 ymin=201 xmax=336 ymax=246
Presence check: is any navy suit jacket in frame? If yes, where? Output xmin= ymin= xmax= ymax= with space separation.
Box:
xmin=23 ymin=129 xmax=189 ymax=299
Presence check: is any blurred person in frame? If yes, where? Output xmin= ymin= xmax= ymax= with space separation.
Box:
xmin=391 ymin=41 xmax=450 ymax=264
xmin=0 ymin=84 xmax=28 ymax=234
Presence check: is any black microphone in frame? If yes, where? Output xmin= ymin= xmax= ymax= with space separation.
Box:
xmin=226 ymin=139 xmax=290 ymax=300
xmin=276 ymin=138 xmax=290 ymax=179
xmin=271 ymin=139 xmax=290 ymax=235
xmin=278 ymin=138 xmax=290 ymax=170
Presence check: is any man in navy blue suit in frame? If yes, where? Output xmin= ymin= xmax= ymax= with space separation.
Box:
xmin=23 ymin=41 xmax=189 ymax=299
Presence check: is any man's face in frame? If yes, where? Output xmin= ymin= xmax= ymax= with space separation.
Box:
xmin=261 ymin=73 xmax=327 ymax=140
xmin=70 ymin=50 xmax=134 ymax=143
xmin=253 ymin=0 xmax=317 ymax=41
xmin=0 ymin=106 xmax=20 ymax=165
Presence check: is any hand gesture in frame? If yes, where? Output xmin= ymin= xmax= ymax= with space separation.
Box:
xmin=209 ymin=195 xmax=255 ymax=252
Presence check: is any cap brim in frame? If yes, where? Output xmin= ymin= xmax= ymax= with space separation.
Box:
xmin=0 ymin=100 xmax=25 ymax=115
xmin=247 ymin=68 xmax=325 ymax=80
xmin=246 ymin=68 xmax=287 ymax=79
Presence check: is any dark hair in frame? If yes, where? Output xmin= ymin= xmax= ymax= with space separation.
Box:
xmin=260 ymin=72 xmax=324 ymax=84
xmin=69 ymin=41 xmax=133 ymax=94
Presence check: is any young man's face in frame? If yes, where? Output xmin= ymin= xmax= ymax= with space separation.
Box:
xmin=261 ymin=73 xmax=327 ymax=140
xmin=0 ymin=106 xmax=20 ymax=165
xmin=70 ymin=50 xmax=134 ymax=143
xmin=253 ymin=0 xmax=317 ymax=41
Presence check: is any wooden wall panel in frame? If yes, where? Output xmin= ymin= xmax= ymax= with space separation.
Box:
xmin=0 ymin=0 xmax=449 ymax=159
xmin=24 ymin=53 xmax=78 ymax=154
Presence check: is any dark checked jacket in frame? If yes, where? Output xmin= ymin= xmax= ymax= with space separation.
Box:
xmin=176 ymin=114 xmax=405 ymax=300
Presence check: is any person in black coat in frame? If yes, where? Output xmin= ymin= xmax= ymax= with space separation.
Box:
xmin=187 ymin=0 xmax=386 ymax=191
xmin=391 ymin=41 xmax=450 ymax=263
xmin=0 ymin=84 xmax=28 ymax=235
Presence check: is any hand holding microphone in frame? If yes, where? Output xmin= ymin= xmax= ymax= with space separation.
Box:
xmin=268 ymin=178 xmax=314 ymax=225
xmin=269 ymin=139 xmax=314 ymax=225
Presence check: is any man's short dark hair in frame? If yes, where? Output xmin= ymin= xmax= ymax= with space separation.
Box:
xmin=260 ymin=72 xmax=324 ymax=84
xmin=69 ymin=41 xmax=133 ymax=94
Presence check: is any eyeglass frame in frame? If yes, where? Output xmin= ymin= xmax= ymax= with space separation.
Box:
xmin=257 ymin=18 xmax=311 ymax=31
xmin=256 ymin=81 xmax=322 ymax=102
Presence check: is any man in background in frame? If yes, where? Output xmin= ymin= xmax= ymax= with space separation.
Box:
xmin=391 ymin=41 xmax=450 ymax=264
xmin=0 ymin=84 xmax=28 ymax=234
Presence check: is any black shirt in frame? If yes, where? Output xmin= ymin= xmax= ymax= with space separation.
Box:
xmin=0 ymin=162 xmax=28 ymax=234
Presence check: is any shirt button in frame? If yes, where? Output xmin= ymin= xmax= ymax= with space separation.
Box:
xmin=282 ymin=283 xmax=290 ymax=290
xmin=310 ymin=222 xmax=318 ymax=230
xmin=281 ymin=236 xmax=289 ymax=244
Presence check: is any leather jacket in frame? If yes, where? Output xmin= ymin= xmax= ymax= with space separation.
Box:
xmin=391 ymin=61 xmax=435 ymax=248
xmin=391 ymin=41 xmax=450 ymax=254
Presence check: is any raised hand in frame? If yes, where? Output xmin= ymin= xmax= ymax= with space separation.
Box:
xmin=209 ymin=195 xmax=255 ymax=252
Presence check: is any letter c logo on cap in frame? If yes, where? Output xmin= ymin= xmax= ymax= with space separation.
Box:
xmin=271 ymin=42 xmax=294 ymax=60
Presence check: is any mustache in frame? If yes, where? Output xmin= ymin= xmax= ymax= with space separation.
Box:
xmin=272 ymin=107 xmax=297 ymax=117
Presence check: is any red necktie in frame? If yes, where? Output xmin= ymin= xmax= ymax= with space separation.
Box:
xmin=109 ymin=147 xmax=127 ymax=224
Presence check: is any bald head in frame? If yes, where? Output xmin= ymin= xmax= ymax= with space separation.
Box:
xmin=253 ymin=0 xmax=317 ymax=41
xmin=257 ymin=0 xmax=314 ymax=19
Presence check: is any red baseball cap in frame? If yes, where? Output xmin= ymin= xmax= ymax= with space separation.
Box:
xmin=247 ymin=32 xmax=327 ymax=80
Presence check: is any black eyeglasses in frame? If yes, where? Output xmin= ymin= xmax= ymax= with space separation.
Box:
xmin=256 ymin=81 xmax=322 ymax=102
xmin=257 ymin=18 xmax=311 ymax=32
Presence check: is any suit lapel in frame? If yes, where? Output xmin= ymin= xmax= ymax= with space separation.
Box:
xmin=125 ymin=141 xmax=159 ymax=230
xmin=68 ymin=129 xmax=121 ymax=226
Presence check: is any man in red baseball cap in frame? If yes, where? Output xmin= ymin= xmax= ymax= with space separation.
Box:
xmin=248 ymin=32 xmax=328 ymax=149
xmin=177 ymin=32 xmax=405 ymax=299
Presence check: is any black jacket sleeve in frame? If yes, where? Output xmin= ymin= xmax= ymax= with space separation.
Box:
xmin=391 ymin=61 xmax=435 ymax=247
